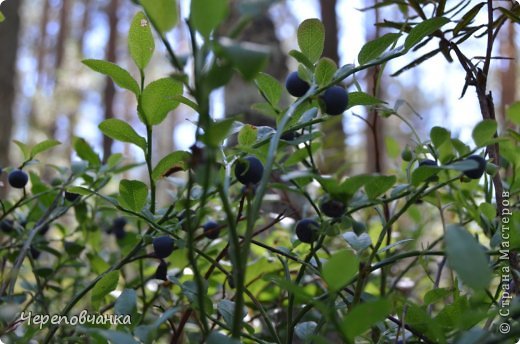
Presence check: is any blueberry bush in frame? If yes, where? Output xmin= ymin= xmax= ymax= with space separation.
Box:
xmin=1 ymin=1 xmax=519 ymax=343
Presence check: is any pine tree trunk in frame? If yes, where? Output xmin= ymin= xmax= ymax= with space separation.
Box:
xmin=0 ymin=0 xmax=22 ymax=197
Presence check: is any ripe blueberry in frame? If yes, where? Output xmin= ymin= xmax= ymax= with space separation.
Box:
xmin=0 ymin=219 xmax=14 ymax=233
xmin=295 ymin=219 xmax=320 ymax=244
xmin=322 ymin=86 xmax=349 ymax=115
xmin=281 ymin=131 xmax=298 ymax=141
xmin=153 ymin=236 xmax=175 ymax=258
xmin=203 ymin=221 xmax=220 ymax=239
xmin=320 ymin=197 xmax=346 ymax=218
xmin=65 ymin=191 xmax=80 ymax=202
xmin=463 ymin=155 xmax=486 ymax=179
xmin=30 ymin=246 xmax=41 ymax=259
xmin=285 ymin=71 xmax=310 ymax=97
xmin=8 ymin=169 xmax=28 ymax=189
xmin=155 ymin=260 xmax=168 ymax=281
xmin=234 ymin=156 xmax=264 ymax=186
xmin=112 ymin=217 xmax=127 ymax=239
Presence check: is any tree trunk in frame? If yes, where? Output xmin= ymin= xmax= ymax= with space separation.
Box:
xmin=0 ymin=0 xmax=22 ymax=197
xmin=223 ymin=3 xmax=286 ymax=130
xmin=102 ymin=0 xmax=119 ymax=162
xmin=499 ymin=21 xmax=516 ymax=129
xmin=318 ymin=0 xmax=347 ymax=175
xmin=364 ymin=2 xmax=385 ymax=173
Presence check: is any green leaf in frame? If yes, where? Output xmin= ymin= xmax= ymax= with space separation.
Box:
xmin=217 ymin=300 xmax=246 ymax=328
xmin=424 ymin=288 xmax=450 ymax=305
xmin=141 ymin=78 xmax=183 ymax=125
xmin=472 ymin=119 xmax=497 ymax=147
xmin=445 ymin=225 xmax=492 ymax=290
xmin=30 ymin=139 xmax=60 ymax=159
xmin=128 ymin=11 xmax=155 ymax=70
xmin=82 ymin=59 xmax=140 ymax=96
xmin=315 ymin=57 xmax=337 ymax=86
xmin=297 ymin=18 xmax=325 ymax=63
xmin=288 ymin=50 xmax=314 ymax=70
xmin=151 ymin=151 xmax=191 ymax=181
xmin=453 ymin=3 xmax=486 ymax=35
xmin=358 ymin=33 xmax=401 ymax=65
xmin=346 ymin=92 xmax=385 ymax=109
xmin=73 ymin=137 xmax=101 ymax=167
xmin=204 ymin=118 xmax=236 ymax=147
xmin=365 ymin=175 xmax=396 ymax=199
xmin=338 ymin=174 xmax=372 ymax=195
xmin=79 ymin=329 xmax=139 ymax=344
xmin=190 ymin=0 xmax=229 ymax=38
xmin=238 ymin=124 xmax=257 ymax=146
xmin=115 ymin=288 xmax=137 ymax=315
xmin=218 ymin=39 xmax=270 ymax=81
xmin=13 ymin=140 xmax=30 ymax=160
xmin=206 ymin=332 xmax=241 ymax=344
xmin=92 ymin=271 xmax=119 ymax=304
xmin=340 ymin=299 xmax=391 ymax=341
xmin=411 ymin=165 xmax=440 ymax=185
xmin=430 ymin=126 xmax=450 ymax=148
xmin=405 ymin=17 xmax=450 ymax=50
xmin=99 ymin=119 xmax=147 ymax=150
xmin=322 ymin=249 xmax=359 ymax=291
xmin=255 ymin=72 xmax=282 ymax=106
xmin=118 ymin=179 xmax=148 ymax=212
xmin=0 ymin=11 xmax=5 ymax=23
xmin=141 ymin=0 xmax=178 ymax=35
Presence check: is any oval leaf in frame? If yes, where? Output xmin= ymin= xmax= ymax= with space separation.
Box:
xmin=141 ymin=78 xmax=183 ymax=125
xmin=152 ymin=151 xmax=191 ymax=181
xmin=322 ymin=249 xmax=359 ymax=291
xmin=445 ymin=225 xmax=492 ymax=290
xmin=118 ymin=179 xmax=148 ymax=212
xmin=141 ymin=0 xmax=178 ymax=35
xmin=99 ymin=118 xmax=147 ymax=150
xmin=405 ymin=17 xmax=450 ymax=50
xmin=358 ymin=32 xmax=401 ymax=65
xmin=92 ymin=270 xmax=119 ymax=304
xmin=190 ymin=0 xmax=229 ymax=38
xmin=82 ymin=59 xmax=140 ymax=95
xmin=297 ymin=18 xmax=325 ymax=63
xmin=128 ymin=11 xmax=155 ymax=70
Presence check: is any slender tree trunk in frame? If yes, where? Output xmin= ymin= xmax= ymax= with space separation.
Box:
xmin=37 ymin=0 xmax=50 ymax=87
xmin=102 ymin=0 xmax=119 ymax=162
xmin=499 ymin=21 xmax=516 ymax=129
xmin=364 ymin=2 xmax=385 ymax=173
xmin=0 ymin=0 xmax=22 ymax=197
xmin=55 ymin=0 xmax=71 ymax=71
xmin=318 ymin=0 xmax=347 ymax=175
xmin=223 ymin=2 xmax=286 ymax=130
xmin=79 ymin=0 xmax=91 ymax=55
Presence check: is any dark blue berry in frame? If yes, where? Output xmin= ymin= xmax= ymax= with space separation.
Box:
xmin=322 ymin=86 xmax=348 ymax=115
xmin=8 ymin=170 xmax=28 ymax=189
xmin=320 ymin=197 xmax=346 ymax=218
xmin=285 ymin=71 xmax=310 ymax=97
xmin=153 ymin=236 xmax=175 ymax=258
xmin=203 ymin=221 xmax=220 ymax=239
xmin=295 ymin=219 xmax=320 ymax=243
xmin=65 ymin=191 xmax=80 ymax=202
xmin=463 ymin=155 xmax=486 ymax=179
xmin=234 ymin=156 xmax=264 ymax=186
